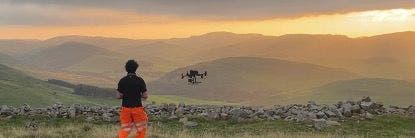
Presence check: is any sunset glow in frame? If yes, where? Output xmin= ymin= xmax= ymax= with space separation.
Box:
xmin=1 ymin=8 xmax=414 ymax=39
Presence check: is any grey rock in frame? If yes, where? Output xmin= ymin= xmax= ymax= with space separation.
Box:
xmin=360 ymin=101 xmax=374 ymax=110
xmin=351 ymin=105 xmax=361 ymax=113
xmin=0 ymin=105 xmax=11 ymax=115
xmin=342 ymin=103 xmax=352 ymax=117
xmin=312 ymin=119 xmax=327 ymax=130
xmin=230 ymin=108 xmax=248 ymax=119
xmin=69 ymin=105 xmax=76 ymax=118
xmin=176 ymin=107 xmax=185 ymax=116
xmin=363 ymin=112 xmax=374 ymax=119
xmin=316 ymin=111 xmax=326 ymax=119
xmin=324 ymin=110 xmax=337 ymax=118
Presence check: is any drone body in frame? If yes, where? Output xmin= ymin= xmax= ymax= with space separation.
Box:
xmin=181 ymin=70 xmax=207 ymax=85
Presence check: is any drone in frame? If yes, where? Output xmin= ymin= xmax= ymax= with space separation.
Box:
xmin=181 ymin=70 xmax=207 ymax=85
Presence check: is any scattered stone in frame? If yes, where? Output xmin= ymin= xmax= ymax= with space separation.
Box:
xmin=0 ymin=97 xmax=412 ymax=127
xmin=324 ymin=110 xmax=337 ymax=118
xmin=312 ymin=119 xmax=327 ymax=130
xmin=25 ymin=121 xmax=39 ymax=131
xmin=342 ymin=103 xmax=352 ymax=117
xmin=316 ymin=111 xmax=326 ymax=119
xmin=360 ymin=101 xmax=374 ymax=110
xmin=363 ymin=112 xmax=374 ymax=119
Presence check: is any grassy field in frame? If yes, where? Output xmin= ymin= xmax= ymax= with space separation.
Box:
xmin=308 ymin=78 xmax=415 ymax=106
xmin=0 ymin=64 xmax=232 ymax=107
xmin=0 ymin=115 xmax=414 ymax=138
xmin=0 ymin=64 xmax=118 ymax=107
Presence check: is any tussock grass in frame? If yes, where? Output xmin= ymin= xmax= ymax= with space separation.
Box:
xmin=1 ymin=116 xmax=414 ymax=138
xmin=0 ymin=125 xmax=362 ymax=138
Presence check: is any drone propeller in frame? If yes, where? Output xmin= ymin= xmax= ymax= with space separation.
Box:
xmin=204 ymin=71 xmax=207 ymax=76
xmin=181 ymin=73 xmax=184 ymax=79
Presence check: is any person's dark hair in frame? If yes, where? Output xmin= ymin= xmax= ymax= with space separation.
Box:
xmin=125 ymin=60 xmax=139 ymax=73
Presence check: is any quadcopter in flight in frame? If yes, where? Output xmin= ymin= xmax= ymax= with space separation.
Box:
xmin=181 ymin=70 xmax=207 ymax=85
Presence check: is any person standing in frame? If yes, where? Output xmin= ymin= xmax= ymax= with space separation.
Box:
xmin=117 ymin=60 xmax=148 ymax=138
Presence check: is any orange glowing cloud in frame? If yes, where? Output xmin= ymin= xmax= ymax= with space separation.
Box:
xmin=1 ymin=1 xmax=415 ymax=40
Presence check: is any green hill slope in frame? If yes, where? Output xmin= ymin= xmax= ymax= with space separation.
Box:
xmin=0 ymin=64 xmax=116 ymax=106
xmin=150 ymin=57 xmax=356 ymax=104
xmin=308 ymin=78 xmax=415 ymax=105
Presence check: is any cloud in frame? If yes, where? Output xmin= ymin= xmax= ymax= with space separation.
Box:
xmin=1 ymin=0 xmax=415 ymax=26
xmin=0 ymin=3 xmax=174 ymax=26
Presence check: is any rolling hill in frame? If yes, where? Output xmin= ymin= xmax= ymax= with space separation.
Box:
xmin=0 ymin=64 xmax=117 ymax=106
xmin=2 ymin=31 xmax=415 ymax=88
xmin=150 ymin=57 xmax=357 ymax=104
xmin=21 ymin=41 xmax=120 ymax=69
xmin=0 ymin=39 xmax=44 ymax=56
xmin=200 ymin=32 xmax=415 ymax=80
xmin=306 ymin=78 xmax=415 ymax=105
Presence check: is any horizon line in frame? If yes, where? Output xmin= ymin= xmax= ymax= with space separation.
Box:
xmin=1 ymin=30 xmax=414 ymax=41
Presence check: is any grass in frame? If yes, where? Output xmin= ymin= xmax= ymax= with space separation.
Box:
xmin=0 ymin=64 xmax=118 ymax=107
xmin=1 ymin=115 xmax=414 ymax=137
xmin=308 ymin=78 xmax=415 ymax=106
xmin=0 ymin=64 xmax=230 ymax=107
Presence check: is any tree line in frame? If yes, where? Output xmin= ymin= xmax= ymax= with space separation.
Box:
xmin=47 ymin=79 xmax=115 ymax=98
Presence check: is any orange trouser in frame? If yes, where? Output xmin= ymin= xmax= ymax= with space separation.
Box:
xmin=118 ymin=107 xmax=148 ymax=138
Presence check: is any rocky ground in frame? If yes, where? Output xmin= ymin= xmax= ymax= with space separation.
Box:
xmin=1 ymin=97 xmax=414 ymax=130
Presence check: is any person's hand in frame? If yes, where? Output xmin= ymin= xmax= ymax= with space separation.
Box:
xmin=141 ymin=92 xmax=148 ymax=100
xmin=116 ymin=92 xmax=123 ymax=99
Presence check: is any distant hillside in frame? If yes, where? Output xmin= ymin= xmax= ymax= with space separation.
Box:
xmin=0 ymin=53 xmax=17 ymax=65
xmin=150 ymin=57 xmax=356 ymax=104
xmin=21 ymin=41 xmax=119 ymax=69
xmin=201 ymin=32 xmax=415 ymax=80
xmin=0 ymin=64 xmax=116 ymax=106
xmin=2 ymin=31 xmax=415 ymax=86
xmin=0 ymin=39 xmax=44 ymax=56
xmin=308 ymin=78 xmax=415 ymax=105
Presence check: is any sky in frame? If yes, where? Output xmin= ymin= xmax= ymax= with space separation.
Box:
xmin=1 ymin=0 xmax=415 ymax=39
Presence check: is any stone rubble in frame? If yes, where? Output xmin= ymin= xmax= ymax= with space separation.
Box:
xmin=0 ymin=97 xmax=414 ymax=130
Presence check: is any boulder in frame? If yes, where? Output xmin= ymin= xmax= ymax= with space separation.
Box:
xmin=69 ymin=105 xmax=76 ymax=118
xmin=0 ymin=105 xmax=11 ymax=115
xmin=230 ymin=108 xmax=249 ymax=119
xmin=351 ymin=105 xmax=361 ymax=113
xmin=324 ymin=110 xmax=337 ymax=118
xmin=342 ymin=103 xmax=352 ymax=117
xmin=175 ymin=107 xmax=185 ymax=116
xmin=316 ymin=111 xmax=326 ymax=119
xmin=360 ymin=101 xmax=374 ymax=110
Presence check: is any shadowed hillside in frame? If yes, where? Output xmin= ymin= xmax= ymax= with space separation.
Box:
xmin=0 ymin=64 xmax=115 ymax=106
xmin=150 ymin=57 xmax=356 ymax=104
